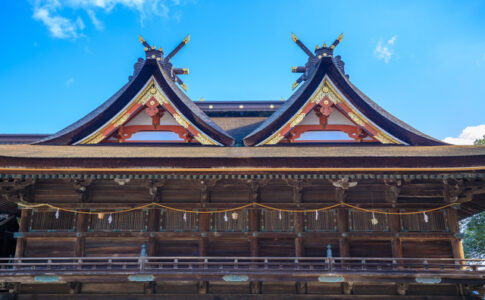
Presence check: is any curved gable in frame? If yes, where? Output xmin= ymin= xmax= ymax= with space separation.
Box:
xmin=244 ymin=56 xmax=445 ymax=146
xmin=37 ymin=58 xmax=235 ymax=146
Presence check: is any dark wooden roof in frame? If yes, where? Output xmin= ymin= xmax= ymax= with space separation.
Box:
xmin=35 ymin=59 xmax=235 ymax=146
xmin=0 ymin=144 xmax=484 ymax=170
xmin=243 ymin=56 xmax=446 ymax=146
xmin=0 ymin=134 xmax=49 ymax=145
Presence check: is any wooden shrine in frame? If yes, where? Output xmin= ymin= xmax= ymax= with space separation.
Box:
xmin=0 ymin=34 xmax=484 ymax=299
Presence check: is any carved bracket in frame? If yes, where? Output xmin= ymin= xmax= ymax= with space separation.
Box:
xmin=384 ymin=179 xmax=402 ymax=203
xmin=443 ymin=179 xmax=464 ymax=203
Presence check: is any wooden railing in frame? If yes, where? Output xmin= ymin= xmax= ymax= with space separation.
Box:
xmin=0 ymin=257 xmax=483 ymax=275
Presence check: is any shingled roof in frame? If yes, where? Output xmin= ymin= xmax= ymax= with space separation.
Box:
xmin=36 ymin=41 xmax=235 ymax=146
xmin=243 ymin=35 xmax=446 ymax=146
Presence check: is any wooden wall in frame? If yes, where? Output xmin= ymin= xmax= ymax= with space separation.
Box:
xmin=14 ymin=179 xmax=464 ymax=260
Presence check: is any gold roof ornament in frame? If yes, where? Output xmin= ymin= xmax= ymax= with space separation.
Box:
xmin=183 ymin=34 xmax=190 ymax=44
xmin=337 ymin=33 xmax=344 ymax=42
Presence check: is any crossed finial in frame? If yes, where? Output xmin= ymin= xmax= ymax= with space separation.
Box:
xmin=290 ymin=33 xmax=343 ymax=90
xmin=139 ymin=35 xmax=190 ymax=92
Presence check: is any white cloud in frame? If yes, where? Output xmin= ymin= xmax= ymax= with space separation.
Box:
xmin=87 ymin=10 xmax=103 ymax=30
xmin=374 ymin=35 xmax=397 ymax=63
xmin=31 ymin=0 xmax=184 ymax=39
xmin=33 ymin=7 xmax=84 ymax=39
xmin=388 ymin=35 xmax=397 ymax=45
xmin=66 ymin=78 xmax=75 ymax=87
xmin=443 ymin=125 xmax=485 ymax=145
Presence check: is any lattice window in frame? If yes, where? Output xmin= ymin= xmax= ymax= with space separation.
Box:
xmin=30 ymin=210 xmax=76 ymax=231
xmin=304 ymin=210 xmax=336 ymax=232
xmin=400 ymin=210 xmax=448 ymax=232
xmin=261 ymin=210 xmax=293 ymax=232
xmin=211 ymin=210 xmax=249 ymax=232
xmin=349 ymin=209 xmax=389 ymax=232
xmin=161 ymin=210 xmax=198 ymax=232
xmin=89 ymin=210 xmax=148 ymax=231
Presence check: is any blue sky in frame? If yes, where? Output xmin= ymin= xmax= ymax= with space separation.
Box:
xmin=0 ymin=0 xmax=484 ymax=143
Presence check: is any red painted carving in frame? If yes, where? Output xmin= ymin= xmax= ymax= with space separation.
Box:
xmin=281 ymin=104 xmax=378 ymax=143
xmin=144 ymin=97 xmax=160 ymax=117
xmin=108 ymin=125 xmax=196 ymax=143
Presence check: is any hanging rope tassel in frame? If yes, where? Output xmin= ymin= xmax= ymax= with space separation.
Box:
xmin=224 ymin=212 xmax=228 ymax=222
xmin=371 ymin=211 xmax=379 ymax=225
xmin=278 ymin=210 xmax=282 ymax=220
xmin=315 ymin=210 xmax=319 ymax=221
xmin=108 ymin=214 xmax=112 ymax=224
xmin=55 ymin=208 xmax=59 ymax=219
xmin=183 ymin=212 xmax=187 ymax=222
xmin=423 ymin=212 xmax=429 ymax=223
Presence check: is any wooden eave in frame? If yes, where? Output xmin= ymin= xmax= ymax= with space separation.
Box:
xmin=0 ymin=145 xmax=484 ymax=172
xmin=243 ymin=57 xmax=446 ymax=146
xmin=35 ymin=59 xmax=235 ymax=146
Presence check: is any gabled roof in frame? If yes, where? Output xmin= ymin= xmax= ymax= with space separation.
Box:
xmin=36 ymin=42 xmax=235 ymax=146
xmin=243 ymin=36 xmax=446 ymax=147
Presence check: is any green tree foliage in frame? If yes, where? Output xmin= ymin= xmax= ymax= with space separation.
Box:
xmin=461 ymin=135 xmax=485 ymax=258
xmin=462 ymin=212 xmax=485 ymax=258
xmin=474 ymin=135 xmax=485 ymax=145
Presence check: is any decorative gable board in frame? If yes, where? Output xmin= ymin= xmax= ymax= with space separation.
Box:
xmin=77 ymin=78 xmax=221 ymax=145
xmin=257 ymin=77 xmax=401 ymax=145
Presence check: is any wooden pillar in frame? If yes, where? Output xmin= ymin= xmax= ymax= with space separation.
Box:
xmin=250 ymin=237 xmax=259 ymax=257
xmin=198 ymin=237 xmax=208 ymax=256
xmin=15 ymin=209 xmax=30 ymax=257
xmin=447 ymin=208 xmax=465 ymax=260
xmin=147 ymin=209 xmax=160 ymax=256
xmin=294 ymin=213 xmax=303 ymax=257
xmin=389 ymin=209 xmax=403 ymax=260
xmin=336 ymin=207 xmax=350 ymax=257
xmin=451 ymin=239 xmax=465 ymax=260
xmin=199 ymin=213 xmax=209 ymax=256
xmin=295 ymin=237 xmax=304 ymax=257
xmin=249 ymin=208 xmax=259 ymax=257
xmin=75 ymin=212 xmax=88 ymax=257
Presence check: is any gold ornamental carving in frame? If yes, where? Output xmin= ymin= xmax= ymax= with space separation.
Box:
xmin=86 ymin=133 xmax=106 ymax=144
xmin=374 ymin=133 xmax=395 ymax=144
xmin=347 ymin=112 xmax=365 ymax=127
xmin=266 ymin=134 xmax=285 ymax=145
xmin=194 ymin=133 xmax=217 ymax=145
xmin=289 ymin=112 xmax=306 ymax=128
xmin=173 ymin=114 xmax=189 ymax=128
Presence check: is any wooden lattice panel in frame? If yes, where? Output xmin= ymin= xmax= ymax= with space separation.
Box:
xmin=349 ymin=210 xmax=389 ymax=232
xmin=211 ymin=210 xmax=249 ymax=232
xmin=89 ymin=211 xmax=148 ymax=231
xmin=261 ymin=210 xmax=293 ymax=232
xmin=161 ymin=210 xmax=198 ymax=232
xmin=30 ymin=210 xmax=76 ymax=231
xmin=400 ymin=210 xmax=448 ymax=232
xmin=304 ymin=210 xmax=336 ymax=232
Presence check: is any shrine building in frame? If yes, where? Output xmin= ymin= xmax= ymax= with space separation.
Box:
xmin=0 ymin=33 xmax=484 ymax=299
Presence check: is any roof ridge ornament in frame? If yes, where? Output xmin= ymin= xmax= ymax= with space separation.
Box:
xmin=138 ymin=34 xmax=190 ymax=92
xmin=291 ymin=33 xmax=343 ymax=90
